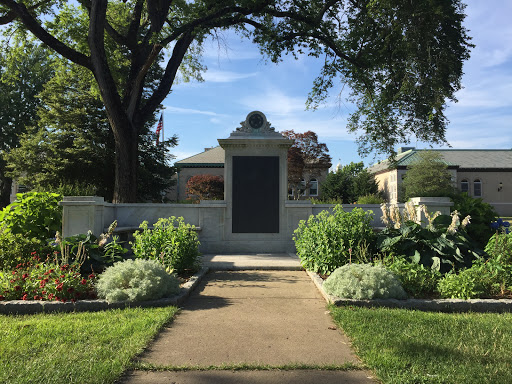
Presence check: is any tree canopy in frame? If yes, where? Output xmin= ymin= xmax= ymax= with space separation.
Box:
xmin=6 ymin=59 xmax=177 ymax=202
xmin=282 ymin=130 xmax=331 ymax=199
xmin=321 ymin=161 xmax=379 ymax=203
xmin=402 ymin=150 xmax=454 ymax=200
xmin=0 ymin=0 xmax=472 ymax=202
xmin=0 ymin=40 xmax=53 ymax=206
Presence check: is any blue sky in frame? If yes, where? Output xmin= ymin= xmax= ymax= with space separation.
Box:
xmin=161 ymin=1 xmax=512 ymax=169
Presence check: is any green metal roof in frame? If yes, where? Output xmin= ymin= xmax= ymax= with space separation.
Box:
xmin=175 ymin=146 xmax=225 ymax=167
xmin=369 ymin=149 xmax=512 ymax=173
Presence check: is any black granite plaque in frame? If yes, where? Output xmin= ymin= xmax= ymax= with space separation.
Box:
xmin=232 ymin=156 xmax=279 ymax=233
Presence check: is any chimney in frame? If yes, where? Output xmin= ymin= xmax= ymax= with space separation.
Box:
xmin=398 ymin=147 xmax=415 ymax=154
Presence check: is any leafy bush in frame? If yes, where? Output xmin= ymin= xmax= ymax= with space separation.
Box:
xmin=131 ymin=217 xmax=201 ymax=274
xmin=95 ymin=259 xmax=180 ymax=303
xmin=357 ymin=194 xmax=385 ymax=204
xmin=0 ymin=232 xmax=53 ymax=271
xmin=0 ymin=192 xmax=62 ymax=239
xmin=293 ymin=205 xmax=375 ymax=274
xmin=53 ymin=221 xmax=126 ymax=274
xmin=485 ymin=227 xmax=512 ymax=264
xmin=452 ymin=193 xmax=497 ymax=247
xmin=186 ymin=174 xmax=224 ymax=201
xmin=321 ymin=162 xmax=379 ymax=203
xmin=382 ymin=257 xmax=441 ymax=297
xmin=323 ymin=263 xmax=407 ymax=299
xmin=437 ymin=257 xmax=512 ymax=299
xmin=0 ymin=254 xmax=96 ymax=302
xmin=377 ymin=206 xmax=482 ymax=272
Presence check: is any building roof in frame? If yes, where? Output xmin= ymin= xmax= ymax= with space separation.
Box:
xmin=369 ymin=148 xmax=512 ymax=174
xmin=175 ymin=146 xmax=225 ymax=167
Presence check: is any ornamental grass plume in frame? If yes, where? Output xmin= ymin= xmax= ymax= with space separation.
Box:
xmin=447 ymin=210 xmax=461 ymax=234
xmin=390 ymin=205 xmax=402 ymax=228
xmin=380 ymin=203 xmax=390 ymax=227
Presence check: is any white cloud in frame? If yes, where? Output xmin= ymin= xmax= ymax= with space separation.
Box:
xmin=239 ymin=88 xmax=307 ymax=115
xmin=202 ymin=70 xmax=258 ymax=83
xmin=164 ymin=106 xmax=226 ymax=117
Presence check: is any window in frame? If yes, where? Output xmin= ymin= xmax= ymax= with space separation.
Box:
xmin=474 ymin=179 xmax=482 ymax=197
xmin=309 ymin=179 xmax=318 ymax=196
xmin=460 ymin=179 xmax=469 ymax=194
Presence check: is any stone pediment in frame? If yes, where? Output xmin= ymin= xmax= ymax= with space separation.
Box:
xmin=228 ymin=111 xmax=286 ymax=138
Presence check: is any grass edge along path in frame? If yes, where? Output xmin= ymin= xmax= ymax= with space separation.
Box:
xmin=131 ymin=361 xmax=365 ymax=372
xmin=329 ymin=305 xmax=512 ymax=384
xmin=0 ymin=306 xmax=179 ymax=384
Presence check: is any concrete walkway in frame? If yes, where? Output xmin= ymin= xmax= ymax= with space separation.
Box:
xmin=122 ymin=255 xmax=377 ymax=384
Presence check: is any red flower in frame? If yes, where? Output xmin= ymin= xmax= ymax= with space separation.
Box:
xmin=21 ymin=294 xmax=28 ymax=300
xmin=0 ymin=295 xmax=4 ymax=300
xmin=54 ymin=279 xmax=60 ymax=284
xmin=60 ymin=265 xmax=69 ymax=271
xmin=88 ymin=274 xmax=96 ymax=279
xmin=56 ymin=283 xmax=64 ymax=292
xmin=14 ymin=286 xmax=21 ymax=291
xmin=60 ymin=298 xmax=67 ymax=303
xmin=22 ymin=273 xmax=29 ymax=279
xmin=60 ymin=274 xmax=65 ymax=278
xmin=12 ymin=271 xmax=16 ymax=275
xmin=39 ymin=281 xmax=46 ymax=288
xmin=42 ymin=291 xmax=47 ymax=295
xmin=34 ymin=295 xmax=40 ymax=300
xmin=48 ymin=293 xmax=54 ymax=300
xmin=80 ymin=279 xmax=87 ymax=285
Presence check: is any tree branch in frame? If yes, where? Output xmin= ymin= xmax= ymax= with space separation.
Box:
xmin=138 ymin=32 xmax=194 ymax=125
xmin=0 ymin=0 xmax=91 ymax=68
xmin=88 ymin=0 xmax=123 ymax=125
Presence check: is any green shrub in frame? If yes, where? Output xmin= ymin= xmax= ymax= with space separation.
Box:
xmin=131 ymin=217 xmax=201 ymax=274
xmin=452 ymin=193 xmax=497 ymax=247
xmin=485 ymin=229 xmax=512 ymax=264
xmin=357 ymin=194 xmax=386 ymax=204
xmin=0 ymin=254 xmax=96 ymax=302
xmin=382 ymin=257 xmax=441 ymax=297
xmin=293 ymin=205 xmax=375 ymax=275
xmin=323 ymin=263 xmax=407 ymax=300
xmin=53 ymin=222 xmax=126 ymax=274
xmin=0 ymin=232 xmax=53 ymax=271
xmin=377 ymin=210 xmax=482 ymax=272
xmin=95 ymin=259 xmax=180 ymax=303
xmin=437 ymin=258 xmax=512 ymax=299
xmin=0 ymin=192 xmax=62 ymax=239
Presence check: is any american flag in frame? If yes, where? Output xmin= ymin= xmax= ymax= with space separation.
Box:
xmin=155 ymin=113 xmax=163 ymax=145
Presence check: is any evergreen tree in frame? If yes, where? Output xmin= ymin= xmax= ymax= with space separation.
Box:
xmin=322 ymin=162 xmax=380 ymax=203
xmin=402 ymin=151 xmax=454 ymax=200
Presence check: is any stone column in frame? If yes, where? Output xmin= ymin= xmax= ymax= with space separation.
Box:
xmin=60 ymin=196 xmax=107 ymax=238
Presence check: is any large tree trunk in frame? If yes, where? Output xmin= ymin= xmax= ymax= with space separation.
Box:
xmin=111 ymin=116 xmax=138 ymax=203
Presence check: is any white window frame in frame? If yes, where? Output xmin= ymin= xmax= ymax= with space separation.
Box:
xmin=309 ymin=179 xmax=319 ymax=196
xmin=460 ymin=179 xmax=469 ymax=194
xmin=474 ymin=179 xmax=482 ymax=197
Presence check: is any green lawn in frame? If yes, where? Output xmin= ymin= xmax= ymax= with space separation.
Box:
xmin=330 ymin=305 xmax=512 ymax=384
xmin=0 ymin=306 xmax=179 ymax=384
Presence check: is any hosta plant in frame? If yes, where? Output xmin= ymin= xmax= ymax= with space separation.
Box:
xmin=378 ymin=205 xmax=482 ymax=272
xmin=323 ymin=263 xmax=407 ymax=300
xmin=95 ymin=259 xmax=180 ymax=303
